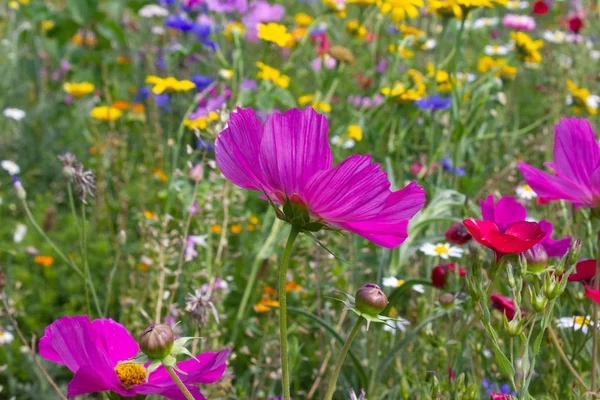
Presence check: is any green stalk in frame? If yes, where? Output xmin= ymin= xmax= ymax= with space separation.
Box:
xmin=279 ymin=225 xmax=301 ymax=400
xmin=325 ymin=316 xmax=365 ymax=400
xmin=592 ymin=229 xmax=600 ymax=391
xmin=165 ymin=366 xmax=195 ymax=400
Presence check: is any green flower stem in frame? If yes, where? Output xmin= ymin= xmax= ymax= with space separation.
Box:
xmin=165 ymin=366 xmax=195 ymax=400
xmin=325 ymin=316 xmax=365 ymax=400
xmin=592 ymin=229 xmax=600 ymax=391
xmin=279 ymin=225 xmax=301 ymax=400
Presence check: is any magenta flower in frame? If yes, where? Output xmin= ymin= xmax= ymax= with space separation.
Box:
xmin=206 ymin=0 xmax=247 ymax=13
xmin=214 ymin=107 xmax=426 ymax=248
xmin=39 ymin=316 xmax=230 ymax=399
xmin=519 ymin=118 xmax=600 ymax=209
xmin=502 ymin=14 xmax=536 ymax=31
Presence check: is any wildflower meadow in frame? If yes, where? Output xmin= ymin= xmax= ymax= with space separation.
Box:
xmin=1 ymin=0 xmax=600 ymax=399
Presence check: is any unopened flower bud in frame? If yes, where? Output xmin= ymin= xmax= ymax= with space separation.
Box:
xmin=503 ymin=314 xmax=525 ymax=337
xmin=355 ymin=283 xmax=388 ymax=316
xmin=444 ymin=223 xmax=472 ymax=245
xmin=524 ymin=245 xmax=548 ymax=273
xmin=139 ymin=324 xmax=174 ymax=360
xmin=543 ymin=273 xmax=561 ymax=300
xmin=439 ymin=293 xmax=455 ymax=309
xmin=188 ymin=164 xmax=204 ymax=182
xmin=12 ymin=177 xmax=26 ymax=200
xmin=529 ymin=286 xmax=547 ymax=312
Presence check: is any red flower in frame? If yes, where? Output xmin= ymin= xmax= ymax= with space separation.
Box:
xmin=491 ymin=293 xmax=523 ymax=320
xmin=568 ymin=259 xmax=597 ymax=282
xmin=491 ymin=394 xmax=511 ymax=400
xmin=568 ymin=16 xmax=584 ymax=33
xmin=431 ymin=263 xmax=467 ymax=289
xmin=585 ymin=284 xmax=600 ymax=304
xmin=463 ymin=218 xmax=546 ymax=261
xmin=445 ymin=222 xmax=472 ymax=245
xmin=532 ymin=0 xmax=549 ymax=14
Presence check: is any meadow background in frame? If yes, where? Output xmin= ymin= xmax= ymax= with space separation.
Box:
xmin=0 ymin=0 xmax=599 ymax=399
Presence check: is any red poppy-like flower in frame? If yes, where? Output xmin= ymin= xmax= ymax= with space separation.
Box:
xmin=568 ymin=16 xmax=584 ymax=33
xmin=568 ymin=259 xmax=597 ymax=282
xmin=491 ymin=293 xmax=523 ymax=320
xmin=431 ymin=263 xmax=467 ymax=289
xmin=532 ymin=0 xmax=549 ymax=14
xmin=445 ymin=222 xmax=472 ymax=245
xmin=585 ymin=284 xmax=600 ymax=304
xmin=463 ymin=218 xmax=546 ymax=262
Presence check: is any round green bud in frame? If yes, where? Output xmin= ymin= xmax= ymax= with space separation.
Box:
xmin=139 ymin=324 xmax=174 ymax=360
xmin=355 ymin=283 xmax=388 ymax=316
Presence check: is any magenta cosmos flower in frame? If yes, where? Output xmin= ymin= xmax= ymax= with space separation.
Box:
xmin=215 ymin=107 xmax=426 ymax=248
xmin=39 ymin=316 xmax=230 ymax=399
xmin=519 ymin=118 xmax=600 ymax=209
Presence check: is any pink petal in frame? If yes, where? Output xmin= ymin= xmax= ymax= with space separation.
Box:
xmin=491 ymin=196 xmax=527 ymax=232
xmin=91 ymin=319 xmax=139 ymax=366
xmin=374 ymin=181 xmax=426 ymax=222
xmin=259 ymin=107 xmax=331 ymax=196
xmin=480 ymin=195 xmax=496 ymax=223
xmin=518 ymin=162 xmax=589 ymax=206
xmin=145 ymin=349 xmax=231 ymax=386
xmin=504 ymin=221 xmax=544 ymax=240
xmin=554 ymin=118 xmax=600 ymax=192
xmin=592 ymin=166 xmax=600 ymax=201
xmin=215 ymin=107 xmax=266 ymax=191
xmin=67 ymin=366 xmax=127 ymax=398
xmin=304 ymin=154 xmax=389 ymax=221
xmin=338 ymin=220 xmax=409 ymax=248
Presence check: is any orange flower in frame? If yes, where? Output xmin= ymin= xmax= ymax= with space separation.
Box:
xmin=137 ymin=263 xmax=151 ymax=272
xmin=132 ymin=104 xmax=145 ymax=113
xmin=116 ymin=56 xmax=131 ymax=65
xmin=143 ymin=211 xmax=157 ymax=220
xmin=263 ymin=285 xmax=277 ymax=296
xmin=254 ymin=298 xmax=280 ymax=313
xmin=111 ymin=101 xmax=131 ymax=110
xmin=151 ymin=168 xmax=168 ymax=183
xmin=211 ymin=224 xmax=222 ymax=234
xmin=286 ymin=282 xmax=302 ymax=292
xmin=34 ymin=255 xmax=54 ymax=267
xmin=230 ymin=224 xmax=243 ymax=235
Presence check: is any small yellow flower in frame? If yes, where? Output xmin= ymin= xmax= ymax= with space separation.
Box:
xmin=346 ymin=125 xmax=363 ymax=141
xmin=151 ymin=168 xmax=168 ymax=183
xmin=247 ymin=224 xmax=256 ymax=232
xmin=313 ymin=101 xmax=332 ymax=113
xmin=258 ymin=23 xmax=294 ymax=48
xmin=397 ymin=24 xmax=425 ymax=36
xmin=145 ymin=76 xmax=195 ymax=94
xmin=295 ymin=13 xmax=313 ymax=27
xmin=90 ymin=106 xmax=123 ymax=121
xmin=219 ymin=69 xmax=234 ymax=80
xmin=230 ymin=224 xmax=243 ymax=235
xmin=511 ymin=32 xmax=543 ymax=64
xmin=256 ymin=62 xmax=290 ymax=88
xmin=143 ymin=211 xmax=158 ymax=220
xmin=185 ymin=117 xmax=208 ymax=130
xmin=211 ymin=224 xmax=222 ymax=234
xmin=9 ymin=1 xmax=19 ymax=9
xmin=34 ymin=255 xmax=54 ymax=268
xmin=64 ymin=82 xmax=95 ymax=98
xmin=224 ymin=21 xmax=245 ymax=39
xmin=41 ymin=20 xmax=55 ymax=31
xmin=323 ymin=0 xmax=347 ymax=17
xmin=378 ymin=0 xmax=424 ymax=21
xmin=250 ymin=216 xmax=259 ymax=225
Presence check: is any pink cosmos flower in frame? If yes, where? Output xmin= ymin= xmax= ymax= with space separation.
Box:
xmin=519 ymin=118 xmax=600 ymax=209
xmin=502 ymin=14 xmax=536 ymax=31
xmin=39 ymin=316 xmax=230 ymax=399
xmin=214 ymin=107 xmax=426 ymax=248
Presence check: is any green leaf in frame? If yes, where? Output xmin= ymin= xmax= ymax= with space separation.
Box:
xmin=68 ymin=0 xmax=98 ymax=25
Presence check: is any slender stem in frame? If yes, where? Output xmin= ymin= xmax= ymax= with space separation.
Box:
xmin=165 ymin=366 xmax=195 ymax=400
xmin=81 ymin=203 xmax=103 ymax=317
xmin=593 ymin=229 xmax=600 ymax=391
xmin=547 ymin=325 xmax=590 ymax=392
xmin=279 ymin=225 xmax=301 ymax=400
xmin=325 ymin=316 xmax=365 ymax=400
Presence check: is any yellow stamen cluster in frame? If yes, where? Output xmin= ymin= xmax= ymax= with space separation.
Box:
xmin=115 ymin=363 xmax=146 ymax=389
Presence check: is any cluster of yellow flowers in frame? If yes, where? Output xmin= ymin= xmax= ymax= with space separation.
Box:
xmin=378 ymin=0 xmax=424 ymax=21
xmin=256 ymin=62 xmax=290 ymax=88
xmin=381 ymin=69 xmax=426 ymax=103
xmin=298 ymin=95 xmax=332 ymax=113
xmin=428 ymin=0 xmax=506 ymax=19
xmin=346 ymin=20 xmax=368 ymax=39
xmin=185 ymin=112 xmax=220 ymax=130
xmin=145 ymin=76 xmax=195 ymax=94
xmin=258 ymin=23 xmax=294 ymax=48
xmin=477 ymin=56 xmax=518 ymax=79
xmin=566 ymin=80 xmax=599 ymax=115
xmin=63 ymin=82 xmax=96 ymax=98
xmin=511 ymin=32 xmax=543 ymax=64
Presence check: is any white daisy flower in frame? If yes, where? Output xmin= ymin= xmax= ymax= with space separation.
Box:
xmin=556 ymin=316 xmax=594 ymax=334
xmin=420 ymin=243 xmax=463 ymax=259
xmin=484 ymin=45 xmax=511 ymax=56
xmin=3 ymin=108 xmax=25 ymax=121
xmin=507 ymin=0 xmax=528 ymax=9
xmin=342 ymin=139 xmax=356 ymax=149
xmin=586 ymin=95 xmax=600 ymax=111
xmin=382 ymin=277 xmax=425 ymax=293
xmin=382 ymin=317 xmax=411 ymax=333
xmin=138 ymin=5 xmax=169 ymax=18
xmin=516 ymin=184 xmax=537 ymax=200
xmin=543 ymin=30 xmax=566 ymax=43
xmin=422 ymin=39 xmax=437 ymax=50
xmin=472 ymin=17 xmax=499 ymax=29
xmin=13 ymin=223 xmax=27 ymax=243
xmin=1 ymin=160 xmax=20 ymax=176
xmin=0 ymin=330 xmax=14 ymax=346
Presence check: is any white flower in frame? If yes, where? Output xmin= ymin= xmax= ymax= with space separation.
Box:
xmin=138 ymin=4 xmax=169 ymax=18
xmin=383 ymin=276 xmax=402 ymax=287
xmin=0 ymin=330 xmax=14 ymax=346
xmin=3 ymin=108 xmax=25 ymax=121
xmin=591 ymin=50 xmax=600 ymax=60
xmin=543 ymin=30 xmax=566 ymax=44
xmin=420 ymin=242 xmax=463 ymax=259
xmin=557 ymin=316 xmax=595 ymax=334
xmin=484 ymin=45 xmax=510 ymax=55
xmin=152 ymin=26 xmax=166 ymax=35
xmin=587 ymin=95 xmax=600 ymax=111
xmin=342 ymin=139 xmax=356 ymax=149
xmin=558 ymin=55 xmax=573 ymax=69
xmin=1 ymin=160 xmax=20 ymax=176
xmin=472 ymin=17 xmax=499 ymax=29
xmin=382 ymin=317 xmax=411 ymax=333
xmin=330 ymin=135 xmax=341 ymax=145
xmin=516 ymin=184 xmax=537 ymax=200
xmin=13 ymin=224 xmax=27 ymax=243
xmin=412 ymin=284 xmax=425 ymax=293
xmin=422 ymin=39 xmax=437 ymax=50
xmin=507 ymin=0 xmax=528 ymax=9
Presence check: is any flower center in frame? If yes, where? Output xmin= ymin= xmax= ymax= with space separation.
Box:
xmin=115 ymin=363 xmax=146 ymax=388
xmin=574 ymin=316 xmax=590 ymax=326
xmin=434 ymin=245 xmax=449 ymax=255
xmin=396 ymin=279 xmax=405 ymax=287
xmin=523 ymin=185 xmax=533 ymax=192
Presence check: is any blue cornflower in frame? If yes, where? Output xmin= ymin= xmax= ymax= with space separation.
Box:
xmin=191 ymin=75 xmax=214 ymax=91
xmin=165 ymin=15 xmax=194 ymax=32
xmin=442 ymin=158 xmax=466 ymax=176
xmin=197 ymin=139 xmax=215 ymax=153
xmin=414 ymin=94 xmax=451 ymax=111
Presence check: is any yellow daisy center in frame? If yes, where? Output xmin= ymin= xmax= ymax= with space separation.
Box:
xmin=434 ymin=245 xmax=449 ymax=255
xmin=523 ymin=185 xmax=533 ymax=192
xmin=574 ymin=316 xmax=590 ymax=326
xmin=396 ymin=279 xmax=405 ymax=287
xmin=115 ymin=363 xmax=146 ymax=388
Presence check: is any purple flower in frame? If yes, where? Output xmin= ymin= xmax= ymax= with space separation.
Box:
xmin=414 ymin=95 xmax=451 ymax=110
xmin=519 ymin=118 xmax=600 ymax=209
xmin=39 ymin=316 xmax=230 ymax=399
xmin=214 ymin=107 xmax=426 ymax=248
xmin=240 ymin=79 xmax=258 ymax=91
xmin=207 ymin=0 xmax=248 ymax=13
xmin=442 ymin=158 xmax=465 ymax=176
xmin=185 ymin=235 xmax=208 ymax=261
xmin=165 ymin=15 xmax=195 ymax=31
xmin=191 ymin=75 xmax=214 ymax=91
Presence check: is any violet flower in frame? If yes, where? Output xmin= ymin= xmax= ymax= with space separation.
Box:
xmin=207 ymin=0 xmax=248 ymax=13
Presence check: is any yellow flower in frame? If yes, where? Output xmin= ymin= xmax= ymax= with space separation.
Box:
xmin=313 ymin=102 xmax=332 ymax=113
xmin=397 ymin=24 xmax=425 ymax=36
xmin=348 ymin=0 xmax=377 ymax=4
xmin=224 ymin=22 xmax=245 ymax=39
xmin=90 ymin=106 xmax=123 ymax=121
xmin=185 ymin=117 xmax=208 ymax=130
xmin=511 ymin=32 xmax=543 ymax=64
xmin=256 ymin=62 xmax=290 ymax=88
xmin=323 ymin=0 xmax=347 ymax=17
xmin=567 ymin=80 xmax=598 ymax=115
xmin=254 ymin=298 xmax=280 ymax=313
xmin=389 ymin=44 xmax=415 ymax=58
xmin=41 ymin=20 xmax=55 ymax=31
xmin=145 ymin=76 xmax=195 ymax=94
xmin=211 ymin=224 xmax=222 ymax=234
xmin=347 ymin=125 xmax=363 ymax=141
xmin=477 ymin=56 xmax=518 ymax=79
xmin=143 ymin=211 xmax=157 ymax=220
xmin=247 ymin=224 xmax=256 ymax=232
xmin=250 ymin=216 xmax=259 ymax=225
xmin=295 ymin=13 xmax=313 ymax=27
xmin=346 ymin=20 xmax=368 ymax=39
xmin=152 ymin=168 xmax=168 ymax=183
xmin=34 ymin=255 xmax=54 ymax=268
xmin=63 ymin=82 xmax=95 ymax=98
xmin=258 ymin=23 xmax=294 ymax=48
xmin=298 ymin=94 xmax=314 ymax=106
xmin=219 ymin=69 xmax=234 ymax=80
xmin=230 ymin=224 xmax=243 ymax=234
xmin=378 ymin=0 xmax=424 ymax=21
